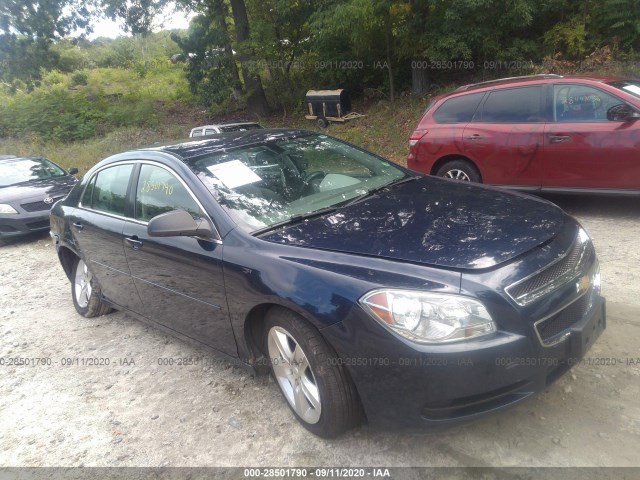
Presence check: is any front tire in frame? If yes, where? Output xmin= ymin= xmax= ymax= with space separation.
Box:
xmin=436 ymin=159 xmax=481 ymax=183
xmin=71 ymin=258 xmax=112 ymax=318
xmin=265 ymin=307 xmax=362 ymax=437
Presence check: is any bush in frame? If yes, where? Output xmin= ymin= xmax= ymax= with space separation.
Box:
xmin=0 ymin=87 xmax=103 ymax=142
xmin=70 ymin=70 xmax=89 ymax=87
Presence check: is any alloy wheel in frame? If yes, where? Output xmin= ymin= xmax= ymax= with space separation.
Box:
xmin=267 ymin=326 xmax=322 ymax=424
xmin=74 ymin=260 xmax=93 ymax=309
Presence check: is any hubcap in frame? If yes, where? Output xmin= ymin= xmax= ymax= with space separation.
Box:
xmin=74 ymin=260 xmax=92 ymax=309
xmin=267 ymin=326 xmax=321 ymax=424
xmin=444 ymin=169 xmax=471 ymax=181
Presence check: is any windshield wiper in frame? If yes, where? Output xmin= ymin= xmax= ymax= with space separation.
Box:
xmin=342 ymin=175 xmax=419 ymax=207
xmin=252 ymin=206 xmax=338 ymax=236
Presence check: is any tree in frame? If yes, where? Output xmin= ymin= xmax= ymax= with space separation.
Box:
xmin=229 ymin=0 xmax=270 ymax=116
xmin=312 ymin=0 xmax=412 ymax=102
xmin=172 ymin=10 xmax=241 ymax=106
xmin=99 ymin=0 xmax=168 ymax=35
xmin=0 ymin=0 xmax=92 ymax=82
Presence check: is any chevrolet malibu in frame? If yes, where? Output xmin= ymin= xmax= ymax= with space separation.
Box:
xmin=50 ymin=129 xmax=605 ymax=437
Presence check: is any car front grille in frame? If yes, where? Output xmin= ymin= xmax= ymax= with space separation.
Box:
xmin=20 ymin=197 xmax=63 ymax=212
xmin=506 ymin=232 xmax=594 ymax=306
xmin=534 ymin=292 xmax=592 ymax=345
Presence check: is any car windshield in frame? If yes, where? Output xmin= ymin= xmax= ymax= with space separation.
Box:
xmin=0 ymin=157 xmax=66 ymax=187
xmin=186 ymin=134 xmax=408 ymax=232
xmin=608 ymin=80 xmax=640 ymax=99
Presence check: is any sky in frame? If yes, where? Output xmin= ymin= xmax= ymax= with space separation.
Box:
xmin=87 ymin=3 xmax=194 ymax=39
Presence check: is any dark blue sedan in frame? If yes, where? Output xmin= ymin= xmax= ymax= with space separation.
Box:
xmin=50 ymin=129 xmax=605 ymax=437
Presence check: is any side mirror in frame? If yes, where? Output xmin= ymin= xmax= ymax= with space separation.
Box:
xmin=68 ymin=167 xmax=79 ymax=175
xmin=607 ymin=104 xmax=640 ymax=122
xmin=147 ymin=209 xmax=219 ymax=241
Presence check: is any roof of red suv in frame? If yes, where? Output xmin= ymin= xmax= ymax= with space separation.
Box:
xmin=428 ymin=74 xmax=628 ymax=105
xmin=453 ymin=73 xmax=626 ymax=93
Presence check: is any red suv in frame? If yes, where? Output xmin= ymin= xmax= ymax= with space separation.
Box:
xmin=408 ymin=74 xmax=640 ymax=193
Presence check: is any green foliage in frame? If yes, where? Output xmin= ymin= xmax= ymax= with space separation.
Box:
xmin=0 ymin=87 xmax=102 ymax=142
xmin=171 ymin=13 xmax=238 ymax=107
xmin=591 ymin=0 xmax=640 ymax=52
xmin=98 ymin=0 xmax=169 ymax=36
xmin=544 ymin=15 xmax=589 ymax=58
xmin=70 ymin=70 xmax=89 ymax=86
xmin=3 ymin=0 xmax=640 ymax=137
xmin=0 ymin=63 xmax=195 ymax=143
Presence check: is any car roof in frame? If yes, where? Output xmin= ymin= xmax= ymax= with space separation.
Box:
xmin=441 ymin=74 xmax=627 ymax=100
xmin=141 ymin=128 xmax=314 ymax=160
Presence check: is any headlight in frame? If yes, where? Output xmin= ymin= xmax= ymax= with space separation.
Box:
xmin=0 ymin=204 xmax=18 ymax=214
xmin=359 ymin=289 xmax=496 ymax=344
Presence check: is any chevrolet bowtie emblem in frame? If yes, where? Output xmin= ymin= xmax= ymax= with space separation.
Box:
xmin=576 ymin=274 xmax=591 ymax=294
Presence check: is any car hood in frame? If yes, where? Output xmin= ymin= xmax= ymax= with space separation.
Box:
xmin=0 ymin=176 xmax=77 ymax=203
xmin=260 ymin=177 xmax=566 ymax=270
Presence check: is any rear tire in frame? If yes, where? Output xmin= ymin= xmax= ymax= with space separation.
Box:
xmin=265 ymin=307 xmax=362 ymax=438
xmin=71 ymin=257 xmax=112 ymax=318
xmin=436 ymin=159 xmax=481 ymax=183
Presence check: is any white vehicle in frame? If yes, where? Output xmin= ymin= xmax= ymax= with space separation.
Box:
xmin=189 ymin=122 xmax=263 ymax=137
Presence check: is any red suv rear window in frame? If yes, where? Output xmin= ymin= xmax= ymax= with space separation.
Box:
xmin=433 ymin=93 xmax=485 ymax=123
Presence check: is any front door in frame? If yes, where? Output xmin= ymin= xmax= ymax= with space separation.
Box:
xmin=543 ymin=83 xmax=640 ymax=190
xmin=122 ymin=163 xmax=237 ymax=356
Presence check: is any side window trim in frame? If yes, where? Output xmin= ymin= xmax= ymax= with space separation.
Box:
xmin=78 ymin=159 xmax=222 ymax=242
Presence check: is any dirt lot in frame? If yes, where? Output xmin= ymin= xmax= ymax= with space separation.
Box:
xmin=1 ymin=194 xmax=639 ymax=468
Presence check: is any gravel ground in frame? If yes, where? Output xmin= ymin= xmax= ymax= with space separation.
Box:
xmin=0 ymin=194 xmax=639 ymax=468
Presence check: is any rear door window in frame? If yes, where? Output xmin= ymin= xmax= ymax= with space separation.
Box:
xmin=480 ymin=86 xmax=543 ymax=122
xmin=433 ymin=93 xmax=485 ymax=123
xmin=85 ymin=164 xmax=134 ymax=216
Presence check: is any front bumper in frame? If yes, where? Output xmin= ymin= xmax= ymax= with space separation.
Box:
xmin=0 ymin=211 xmax=51 ymax=238
xmin=321 ymin=295 xmax=605 ymax=428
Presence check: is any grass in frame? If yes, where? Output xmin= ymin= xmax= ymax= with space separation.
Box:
xmin=267 ymin=96 xmax=430 ymax=166
xmin=0 ymin=95 xmax=432 ymax=174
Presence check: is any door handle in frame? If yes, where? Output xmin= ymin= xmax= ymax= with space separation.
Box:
xmin=549 ymin=135 xmax=571 ymax=144
xmin=72 ymin=221 xmax=84 ymax=231
xmin=466 ymin=134 xmax=484 ymax=140
xmin=124 ymin=236 xmax=143 ymax=250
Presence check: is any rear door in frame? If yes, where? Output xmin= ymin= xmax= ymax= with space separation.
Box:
xmin=463 ymin=85 xmax=546 ymax=187
xmin=543 ymin=83 xmax=640 ymax=190
xmin=414 ymin=92 xmax=486 ymax=168
xmin=71 ymin=163 xmax=143 ymax=312
xmin=122 ymin=162 xmax=237 ymax=356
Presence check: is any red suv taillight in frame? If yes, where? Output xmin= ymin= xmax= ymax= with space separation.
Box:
xmin=409 ymin=129 xmax=428 ymax=148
